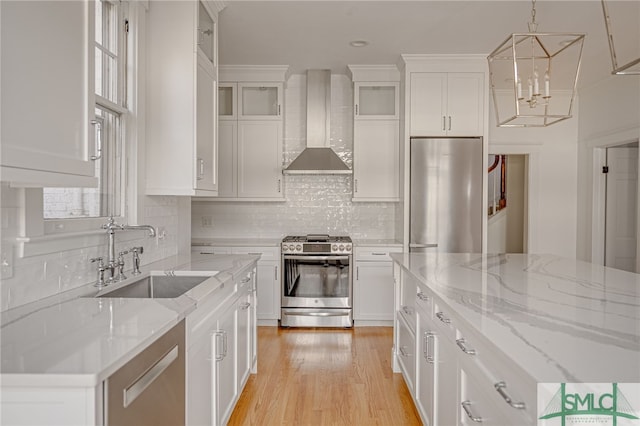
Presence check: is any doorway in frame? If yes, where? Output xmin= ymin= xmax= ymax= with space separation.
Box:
xmin=604 ymin=142 xmax=639 ymax=272
xmin=487 ymin=154 xmax=528 ymax=253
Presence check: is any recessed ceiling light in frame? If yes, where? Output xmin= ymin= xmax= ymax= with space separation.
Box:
xmin=350 ymin=40 xmax=369 ymax=48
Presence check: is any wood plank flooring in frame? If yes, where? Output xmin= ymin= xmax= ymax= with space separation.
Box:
xmin=228 ymin=326 xmax=422 ymax=426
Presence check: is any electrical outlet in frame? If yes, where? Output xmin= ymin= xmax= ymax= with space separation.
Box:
xmin=1 ymin=244 xmax=14 ymax=279
xmin=202 ymin=216 xmax=214 ymax=228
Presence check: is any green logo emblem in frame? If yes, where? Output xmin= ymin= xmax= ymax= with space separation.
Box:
xmin=539 ymin=383 xmax=639 ymax=425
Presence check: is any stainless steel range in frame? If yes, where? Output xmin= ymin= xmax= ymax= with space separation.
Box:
xmin=281 ymin=234 xmax=353 ymax=328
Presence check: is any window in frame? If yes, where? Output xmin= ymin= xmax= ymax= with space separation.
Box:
xmin=43 ymin=0 xmax=127 ymax=220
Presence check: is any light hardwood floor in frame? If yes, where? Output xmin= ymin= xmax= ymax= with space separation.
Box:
xmin=228 ymin=326 xmax=422 ymax=425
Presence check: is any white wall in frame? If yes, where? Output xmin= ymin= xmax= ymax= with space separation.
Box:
xmin=576 ymin=75 xmax=640 ymax=263
xmin=191 ymin=74 xmax=399 ymax=240
xmin=489 ymin=93 xmax=579 ymax=259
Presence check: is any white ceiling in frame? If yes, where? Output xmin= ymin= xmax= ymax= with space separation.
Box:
xmin=218 ymin=0 xmax=640 ymax=88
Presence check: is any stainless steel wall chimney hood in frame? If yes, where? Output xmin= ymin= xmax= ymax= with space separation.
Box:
xmin=283 ymin=70 xmax=352 ymax=175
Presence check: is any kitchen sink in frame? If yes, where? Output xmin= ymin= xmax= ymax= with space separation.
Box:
xmin=95 ymin=272 xmax=218 ymax=299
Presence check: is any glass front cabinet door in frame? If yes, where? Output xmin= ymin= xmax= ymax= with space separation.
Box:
xmin=354 ymin=82 xmax=399 ymax=119
xmin=197 ymin=1 xmax=215 ymax=65
xmin=238 ymin=83 xmax=283 ymax=120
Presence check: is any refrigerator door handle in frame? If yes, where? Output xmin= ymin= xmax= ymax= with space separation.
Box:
xmin=409 ymin=243 xmax=439 ymax=249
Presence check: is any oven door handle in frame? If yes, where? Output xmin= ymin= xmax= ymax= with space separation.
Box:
xmin=283 ymin=255 xmax=350 ymax=261
xmin=283 ymin=311 xmax=349 ymax=317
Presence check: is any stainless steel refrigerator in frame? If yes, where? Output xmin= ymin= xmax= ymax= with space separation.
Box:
xmin=410 ymin=137 xmax=483 ymax=253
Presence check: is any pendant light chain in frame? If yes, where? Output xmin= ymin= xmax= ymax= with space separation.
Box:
xmin=529 ymin=0 xmax=538 ymax=32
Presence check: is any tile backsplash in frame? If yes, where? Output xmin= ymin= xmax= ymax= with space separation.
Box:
xmin=0 ymin=189 xmax=187 ymax=312
xmin=192 ymin=73 xmax=399 ymax=240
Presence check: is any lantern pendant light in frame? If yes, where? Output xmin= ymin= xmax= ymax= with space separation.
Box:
xmin=487 ymin=0 xmax=586 ymax=127
xmin=601 ymin=0 xmax=640 ymax=75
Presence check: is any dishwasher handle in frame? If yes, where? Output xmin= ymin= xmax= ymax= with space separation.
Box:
xmin=123 ymin=345 xmax=179 ymax=407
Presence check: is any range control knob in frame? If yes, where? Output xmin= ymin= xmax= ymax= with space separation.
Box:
xmin=332 ymin=244 xmax=338 ymax=252
xmin=339 ymin=244 xmax=345 ymax=251
xmin=289 ymin=244 xmax=295 ymax=251
xmin=296 ymin=244 xmax=302 ymax=252
xmin=346 ymin=244 xmax=352 ymax=252
xmin=282 ymin=245 xmax=288 ymax=251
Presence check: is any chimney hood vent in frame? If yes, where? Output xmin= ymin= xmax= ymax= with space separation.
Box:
xmin=283 ymin=70 xmax=352 ymax=175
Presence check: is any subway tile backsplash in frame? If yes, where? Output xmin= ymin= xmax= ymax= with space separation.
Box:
xmin=192 ymin=73 xmax=399 ymax=240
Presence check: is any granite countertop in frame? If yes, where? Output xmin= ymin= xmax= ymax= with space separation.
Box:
xmin=0 ymin=253 xmax=259 ymax=387
xmin=390 ymin=252 xmax=640 ymax=384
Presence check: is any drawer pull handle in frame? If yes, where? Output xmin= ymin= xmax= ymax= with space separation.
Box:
xmin=241 ymin=276 xmax=251 ymax=283
xmin=399 ymin=346 xmax=410 ymax=357
xmin=402 ymin=305 xmax=412 ymax=316
xmin=436 ymin=311 xmax=451 ymax=324
xmin=461 ymin=401 xmax=483 ymax=423
xmin=456 ymin=338 xmax=476 ymax=355
xmin=417 ymin=292 xmax=429 ymax=301
xmin=423 ymin=331 xmax=435 ymax=364
xmin=494 ymin=382 xmax=526 ymax=409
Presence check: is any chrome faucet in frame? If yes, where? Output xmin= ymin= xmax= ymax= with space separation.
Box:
xmin=99 ymin=217 xmax=156 ymax=284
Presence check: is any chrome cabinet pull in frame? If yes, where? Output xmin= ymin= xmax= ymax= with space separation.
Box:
xmin=456 ymin=338 xmax=476 ymax=355
xmin=214 ymin=331 xmax=224 ymax=361
xmin=222 ymin=330 xmax=228 ymax=358
xmin=402 ymin=305 xmax=412 ymax=316
xmin=356 ymin=266 xmax=359 ymax=280
xmin=494 ymin=382 xmax=526 ymax=409
xmin=461 ymin=401 xmax=483 ymax=423
xmin=442 ymin=115 xmax=446 ymax=131
xmin=241 ymin=302 xmax=251 ymax=310
xmin=423 ymin=331 xmax=435 ymax=364
xmin=417 ymin=292 xmax=429 ymax=301
xmin=436 ymin=311 xmax=451 ymax=324
xmin=278 ymin=104 xmax=281 ymax=116
xmin=448 ymin=115 xmax=452 ymax=131
xmin=241 ymin=276 xmax=251 ymax=283
xmin=197 ymin=158 xmax=205 ymax=180
xmin=90 ymin=118 xmax=103 ymax=161
xmin=399 ymin=346 xmax=410 ymax=357
xmin=277 ymin=179 xmax=281 ymax=193
xmin=355 ymin=104 xmax=359 ymax=115
xmin=274 ymin=265 xmax=278 ymax=281
xmin=354 ymin=179 xmax=358 ymax=193
xmin=371 ymin=252 xmax=387 ymax=256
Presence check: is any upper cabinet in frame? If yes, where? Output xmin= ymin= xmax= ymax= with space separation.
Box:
xmin=349 ymin=66 xmax=401 ymax=202
xmin=410 ymin=72 xmax=484 ymax=137
xmin=0 ymin=0 xmax=98 ymax=187
xmin=205 ymin=66 xmax=288 ymax=201
xmin=354 ymin=82 xmax=399 ymax=120
xmin=146 ymin=1 xmax=221 ymax=196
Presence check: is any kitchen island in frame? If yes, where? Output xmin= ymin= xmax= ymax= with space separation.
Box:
xmin=1 ymin=253 xmax=259 ymax=425
xmin=391 ymin=252 xmax=640 ymax=425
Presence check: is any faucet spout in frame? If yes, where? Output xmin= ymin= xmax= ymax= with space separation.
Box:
xmin=121 ymin=224 xmax=156 ymax=237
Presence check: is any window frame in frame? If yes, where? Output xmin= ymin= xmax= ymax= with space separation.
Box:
xmin=43 ymin=0 xmax=129 ymax=234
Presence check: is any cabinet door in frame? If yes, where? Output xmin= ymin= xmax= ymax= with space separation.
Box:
xmin=416 ymin=325 xmax=436 ymax=426
xmin=1 ymin=0 xmax=96 ymax=185
xmin=396 ymin=312 xmax=416 ymax=393
xmin=353 ymin=120 xmax=399 ymax=201
xmin=187 ymin=333 xmax=214 ymax=426
xmin=354 ymin=82 xmax=399 ymax=119
xmin=197 ymin=1 xmax=215 ymax=65
xmin=217 ymin=121 xmax=237 ymax=197
xmin=436 ymin=334 xmax=460 ymax=426
xmin=256 ymin=261 xmax=279 ymax=320
xmin=214 ymin=302 xmax=238 ymax=426
xmin=237 ymin=121 xmax=283 ymax=199
xmin=238 ymin=83 xmax=283 ymax=120
xmin=237 ymin=293 xmax=252 ymax=389
xmin=196 ymin=59 xmax=218 ymax=192
xmin=410 ymin=73 xmax=447 ymax=137
xmin=354 ymin=261 xmax=395 ymax=320
xmin=218 ymin=83 xmax=237 ymax=120
xmin=447 ymin=73 xmax=484 ymax=136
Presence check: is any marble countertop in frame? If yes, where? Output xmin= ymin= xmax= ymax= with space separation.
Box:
xmin=0 ymin=253 xmax=259 ymax=387
xmin=390 ymin=252 xmax=640 ymax=383
xmin=353 ymin=239 xmax=403 ymax=247
xmin=192 ymin=237 xmax=281 ymax=247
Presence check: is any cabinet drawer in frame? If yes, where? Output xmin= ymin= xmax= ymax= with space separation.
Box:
xmin=355 ymin=245 xmax=402 ymax=261
xmin=397 ymin=312 xmax=416 ymax=393
xmin=455 ymin=323 xmax=537 ymax=423
xmin=399 ymin=273 xmax=418 ymax=331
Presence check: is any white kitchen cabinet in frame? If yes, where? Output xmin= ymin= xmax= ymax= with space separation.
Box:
xmin=194 ymin=245 xmax=281 ymax=324
xmin=209 ymin=76 xmax=286 ymax=201
xmin=396 ymin=311 xmax=416 ymax=393
xmin=238 ymin=83 xmax=283 ymax=120
xmin=410 ymin=72 xmax=484 ymax=137
xmin=0 ymin=0 xmax=97 ymax=187
xmin=213 ymin=299 xmax=238 ymax=426
xmin=146 ymin=1 xmax=220 ymax=196
xmin=353 ymin=120 xmax=400 ymax=201
xmin=349 ymin=67 xmax=401 ymax=202
xmin=238 ymin=120 xmax=283 ymax=199
xmin=354 ymin=246 xmax=402 ymax=323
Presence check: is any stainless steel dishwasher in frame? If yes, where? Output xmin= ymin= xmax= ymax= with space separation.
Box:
xmin=105 ymin=319 xmax=185 ymax=426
